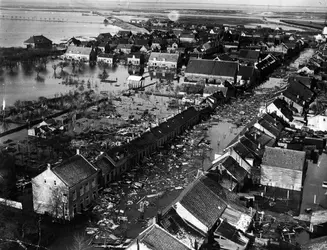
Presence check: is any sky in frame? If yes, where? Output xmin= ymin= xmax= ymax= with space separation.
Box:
xmin=1 ymin=0 xmax=327 ymax=9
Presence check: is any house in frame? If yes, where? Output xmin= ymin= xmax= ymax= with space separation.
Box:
xmin=126 ymin=223 xmax=192 ymax=250
xmin=148 ymin=52 xmax=180 ymax=69
xmin=116 ymin=44 xmax=133 ymax=54
xmin=237 ymin=65 xmax=257 ymax=87
xmin=238 ymin=49 xmax=260 ymax=64
xmin=184 ymin=59 xmax=239 ymax=85
xmin=307 ymin=114 xmax=327 ymax=132
xmin=97 ymin=53 xmax=115 ymax=64
xmin=263 ymin=98 xmax=294 ymax=123
xmin=288 ymin=75 xmax=315 ymax=90
xmin=255 ymin=53 xmax=280 ymax=76
xmin=179 ymin=32 xmax=197 ymax=43
xmin=63 ymin=45 xmax=92 ymax=61
xmin=211 ymin=156 xmax=248 ymax=192
xmin=260 ymin=147 xmax=306 ymax=212
xmin=24 ymin=35 xmax=52 ymax=49
xmin=117 ymin=30 xmax=132 ymax=38
xmin=127 ymin=75 xmax=145 ymax=89
xmin=213 ymin=219 xmax=250 ymax=250
xmin=32 ymin=150 xmax=99 ymax=220
xmin=127 ymin=53 xmax=144 ymax=65
xmin=167 ymin=42 xmax=179 ymax=53
xmin=253 ymin=113 xmax=285 ymax=139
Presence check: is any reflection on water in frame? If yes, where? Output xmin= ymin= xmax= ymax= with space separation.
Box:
xmin=0 ymin=61 xmax=139 ymax=107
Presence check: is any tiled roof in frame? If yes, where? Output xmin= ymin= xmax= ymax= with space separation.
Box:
xmin=286 ymin=80 xmax=315 ymax=103
xmin=52 ymin=154 xmax=97 ymax=187
xmin=185 ymin=59 xmax=239 ymax=77
xmin=262 ymin=146 xmax=306 ymax=171
xmin=177 ymin=177 xmax=227 ymax=229
xmin=148 ymin=52 xmax=180 ymax=63
xmin=138 ymin=224 xmax=192 ymax=250
xmin=24 ymin=35 xmax=52 ymax=44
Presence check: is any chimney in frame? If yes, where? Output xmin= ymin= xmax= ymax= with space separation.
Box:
xmin=76 ymin=148 xmax=80 ymax=155
xmin=47 ymin=163 xmax=51 ymax=170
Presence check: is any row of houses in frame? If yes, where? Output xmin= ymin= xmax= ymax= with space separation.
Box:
xmin=31 ymin=106 xmax=206 ymax=221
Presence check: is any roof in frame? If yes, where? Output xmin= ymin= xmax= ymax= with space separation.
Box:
xmin=238 ymin=65 xmax=255 ymax=80
xmin=133 ymin=224 xmax=192 ymax=250
xmin=272 ymin=98 xmax=294 ymax=121
xmin=214 ymin=220 xmax=249 ymax=246
xmin=24 ymin=35 xmax=52 ymax=44
xmin=175 ymin=177 xmax=227 ymax=229
xmin=94 ymin=155 xmax=115 ymax=174
xmin=257 ymin=113 xmax=285 ymax=137
xmin=185 ymin=59 xmax=239 ymax=77
xmin=286 ymin=80 xmax=315 ymax=103
xmin=239 ymin=49 xmax=260 ymax=60
xmin=288 ymin=75 xmax=313 ymax=88
xmin=98 ymin=53 xmax=114 ymax=58
xmin=66 ymin=45 xmax=92 ymax=56
xmin=116 ymin=44 xmax=133 ymax=49
xmin=127 ymin=75 xmax=143 ymax=81
xmin=52 ymin=154 xmax=98 ymax=187
xmin=148 ymin=52 xmax=179 ymax=63
xmin=262 ymin=146 xmax=306 ymax=171
xmin=218 ymin=156 xmax=248 ymax=183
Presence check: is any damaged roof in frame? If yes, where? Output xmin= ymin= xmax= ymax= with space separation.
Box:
xmin=214 ymin=220 xmax=249 ymax=246
xmin=272 ymin=98 xmax=294 ymax=121
xmin=218 ymin=156 xmax=248 ymax=183
xmin=262 ymin=146 xmax=306 ymax=171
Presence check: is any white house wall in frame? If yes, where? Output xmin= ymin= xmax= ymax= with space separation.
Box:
xmin=261 ymin=165 xmax=303 ymax=191
xmin=32 ymin=168 xmax=68 ymax=218
xmin=175 ymin=202 xmax=208 ymax=234
xmin=307 ymin=115 xmax=327 ymax=132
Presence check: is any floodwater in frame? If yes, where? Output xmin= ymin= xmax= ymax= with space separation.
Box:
xmin=0 ymin=9 xmax=123 ymax=47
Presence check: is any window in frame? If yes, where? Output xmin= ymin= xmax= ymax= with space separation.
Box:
xmin=54 ymin=180 xmax=56 ymax=185
xmin=44 ymin=179 xmax=46 ymax=183
xmin=92 ymin=178 xmax=96 ymax=188
xmin=80 ymin=186 xmax=84 ymax=196
xmin=73 ymin=190 xmax=77 ymax=201
xmin=86 ymin=195 xmax=90 ymax=205
xmin=85 ymin=182 xmax=89 ymax=192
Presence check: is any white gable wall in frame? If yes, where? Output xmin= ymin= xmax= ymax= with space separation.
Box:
xmin=32 ymin=167 xmax=68 ymax=218
xmin=175 ymin=202 xmax=208 ymax=234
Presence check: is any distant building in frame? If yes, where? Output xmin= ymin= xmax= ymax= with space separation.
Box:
xmin=127 ymin=53 xmax=144 ymax=65
xmin=32 ymin=150 xmax=99 ymax=220
xmin=148 ymin=52 xmax=180 ymax=69
xmin=24 ymin=35 xmax=52 ymax=49
xmin=63 ymin=45 xmax=92 ymax=61
xmin=307 ymin=114 xmax=327 ymax=132
xmin=97 ymin=53 xmax=115 ymax=64
xmin=184 ymin=59 xmax=239 ymax=85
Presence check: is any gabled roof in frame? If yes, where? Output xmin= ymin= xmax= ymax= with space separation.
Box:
xmin=257 ymin=113 xmax=285 ymax=137
xmin=131 ymin=224 xmax=192 ymax=250
xmin=262 ymin=146 xmax=306 ymax=171
xmin=94 ymin=156 xmax=114 ymax=175
xmin=24 ymin=35 xmax=52 ymax=44
xmin=217 ymin=156 xmax=248 ymax=183
xmin=185 ymin=59 xmax=239 ymax=77
xmin=288 ymin=74 xmax=313 ymax=88
xmin=148 ymin=52 xmax=179 ymax=62
xmin=52 ymin=154 xmax=98 ymax=187
xmin=173 ymin=176 xmax=228 ymax=229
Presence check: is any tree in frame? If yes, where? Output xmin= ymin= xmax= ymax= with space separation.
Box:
xmin=68 ymin=234 xmax=92 ymax=250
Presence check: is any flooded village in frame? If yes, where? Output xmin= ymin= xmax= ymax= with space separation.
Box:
xmin=2 ymin=4 xmax=327 ymax=250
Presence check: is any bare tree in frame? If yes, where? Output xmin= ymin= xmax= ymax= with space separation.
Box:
xmin=68 ymin=233 xmax=92 ymax=250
